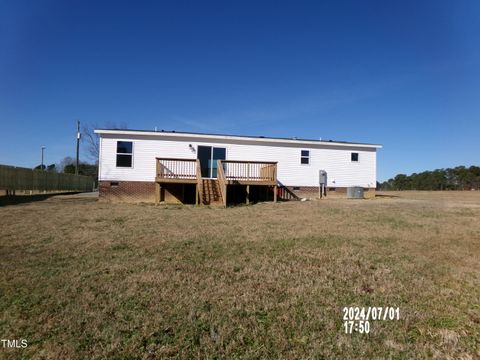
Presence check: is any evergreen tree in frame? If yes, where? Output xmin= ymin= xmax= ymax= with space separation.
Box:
xmin=379 ymin=166 xmax=480 ymax=190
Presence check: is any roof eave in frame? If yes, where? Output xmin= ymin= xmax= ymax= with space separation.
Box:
xmin=94 ymin=129 xmax=382 ymax=149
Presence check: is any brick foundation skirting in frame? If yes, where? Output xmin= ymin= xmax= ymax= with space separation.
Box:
xmin=283 ymin=186 xmax=376 ymax=199
xmin=99 ymin=181 xmax=156 ymax=203
xmin=99 ymin=181 xmax=376 ymax=203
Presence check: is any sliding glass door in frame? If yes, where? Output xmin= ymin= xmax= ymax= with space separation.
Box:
xmin=211 ymin=147 xmax=226 ymax=178
xmin=197 ymin=146 xmax=226 ymax=178
xmin=197 ymin=146 xmax=211 ymax=177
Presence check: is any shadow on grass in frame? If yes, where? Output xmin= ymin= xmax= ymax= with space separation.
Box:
xmin=0 ymin=192 xmax=82 ymax=206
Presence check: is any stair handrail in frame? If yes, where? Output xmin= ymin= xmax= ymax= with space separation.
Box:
xmin=217 ymin=160 xmax=227 ymax=207
xmin=196 ymin=159 xmax=203 ymax=205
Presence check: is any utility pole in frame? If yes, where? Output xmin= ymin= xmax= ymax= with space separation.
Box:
xmin=75 ymin=120 xmax=81 ymax=175
xmin=41 ymin=146 xmax=46 ymax=170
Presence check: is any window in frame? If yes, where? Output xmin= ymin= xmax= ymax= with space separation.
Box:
xmin=116 ymin=141 xmax=133 ymax=167
xmin=351 ymin=152 xmax=359 ymax=162
xmin=301 ymin=150 xmax=310 ymax=164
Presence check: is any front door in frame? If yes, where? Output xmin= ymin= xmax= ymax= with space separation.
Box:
xmin=197 ymin=146 xmax=226 ymax=178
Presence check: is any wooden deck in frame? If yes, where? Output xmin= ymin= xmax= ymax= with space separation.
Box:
xmin=155 ymin=158 xmax=198 ymax=184
xmin=155 ymin=158 xmax=278 ymax=206
xmin=221 ymin=160 xmax=277 ymax=186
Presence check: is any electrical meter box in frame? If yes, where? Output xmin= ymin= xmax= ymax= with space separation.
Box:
xmin=319 ymin=170 xmax=327 ymax=185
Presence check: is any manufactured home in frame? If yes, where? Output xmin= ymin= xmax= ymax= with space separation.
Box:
xmin=95 ymin=129 xmax=382 ymax=205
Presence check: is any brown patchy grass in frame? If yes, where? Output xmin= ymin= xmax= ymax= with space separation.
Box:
xmin=1 ymin=191 xmax=480 ymax=359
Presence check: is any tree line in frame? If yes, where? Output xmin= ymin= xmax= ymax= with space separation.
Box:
xmin=378 ymin=166 xmax=480 ymax=191
xmin=34 ymin=156 xmax=98 ymax=185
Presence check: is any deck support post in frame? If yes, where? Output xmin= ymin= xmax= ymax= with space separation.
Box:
xmin=196 ymin=184 xmax=199 ymax=206
xmin=155 ymin=183 xmax=161 ymax=204
xmin=246 ymin=185 xmax=250 ymax=204
xmin=273 ymin=185 xmax=277 ymax=203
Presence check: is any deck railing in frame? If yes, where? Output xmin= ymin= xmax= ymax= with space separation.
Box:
xmin=156 ymin=158 xmax=197 ymax=180
xmin=220 ymin=160 xmax=277 ymax=182
xmin=217 ymin=160 xmax=227 ymax=207
xmin=156 ymin=158 xmax=277 ymax=183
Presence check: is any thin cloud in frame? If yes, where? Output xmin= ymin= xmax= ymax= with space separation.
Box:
xmin=168 ymin=79 xmax=400 ymax=134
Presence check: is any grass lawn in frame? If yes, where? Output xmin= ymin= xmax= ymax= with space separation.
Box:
xmin=1 ymin=191 xmax=479 ymax=359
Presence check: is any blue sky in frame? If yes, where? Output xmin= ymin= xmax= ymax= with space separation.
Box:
xmin=0 ymin=0 xmax=479 ymax=181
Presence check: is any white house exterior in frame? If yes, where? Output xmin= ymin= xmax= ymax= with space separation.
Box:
xmin=95 ymin=129 xmax=382 ymax=204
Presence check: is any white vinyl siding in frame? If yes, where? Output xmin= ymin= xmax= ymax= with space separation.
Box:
xmin=98 ymin=134 xmax=378 ymax=188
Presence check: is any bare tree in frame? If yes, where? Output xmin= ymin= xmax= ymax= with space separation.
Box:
xmin=82 ymin=123 xmax=100 ymax=163
xmin=57 ymin=156 xmax=75 ymax=172
xmin=81 ymin=122 xmax=128 ymax=163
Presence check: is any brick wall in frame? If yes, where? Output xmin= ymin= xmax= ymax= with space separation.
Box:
xmin=99 ymin=181 xmax=197 ymax=204
xmin=99 ymin=181 xmax=376 ymax=203
xmin=99 ymin=181 xmax=156 ymax=203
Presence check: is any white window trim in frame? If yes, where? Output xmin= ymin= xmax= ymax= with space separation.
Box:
xmin=116 ymin=141 xmax=134 ymax=168
xmin=300 ymin=150 xmax=310 ymax=165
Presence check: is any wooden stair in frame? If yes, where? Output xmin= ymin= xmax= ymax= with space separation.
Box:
xmin=201 ymin=179 xmax=223 ymax=206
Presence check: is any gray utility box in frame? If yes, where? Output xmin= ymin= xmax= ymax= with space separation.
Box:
xmin=347 ymin=186 xmax=364 ymax=199
xmin=319 ymin=170 xmax=327 ymax=185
